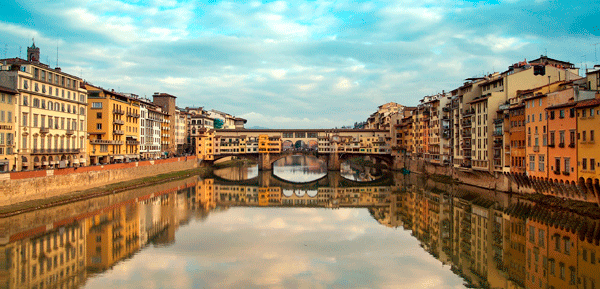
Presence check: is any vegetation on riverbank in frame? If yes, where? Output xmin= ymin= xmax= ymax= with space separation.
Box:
xmin=0 ymin=166 xmax=212 ymax=217
xmin=213 ymin=159 xmax=257 ymax=168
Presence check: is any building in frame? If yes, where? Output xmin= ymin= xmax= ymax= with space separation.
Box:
xmin=575 ymin=97 xmax=600 ymax=187
xmin=546 ymin=86 xmax=578 ymax=184
xmin=0 ymin=42 xmax=88 ymax=171
xmin=137 ymin=98 xmax=164 ymax=160
xmin=587 ymin=65 xmax=600 ymax=91
xmin=0 ymin=86 xmax=18 ymax=171
xmin=152 ymin=92 xmax=177 ymax=155
xmin=85 ymin=84 xmax=140 ymax=164
xmin=365 ymin=102 xmax=405 ymax=130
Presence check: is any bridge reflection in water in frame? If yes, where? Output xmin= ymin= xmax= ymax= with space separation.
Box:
xmin=1 ymin=173 xmax=599 ymax=289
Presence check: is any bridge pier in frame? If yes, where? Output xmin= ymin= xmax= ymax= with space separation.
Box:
xmin=327 ymin=152 xmax=341 ymax=171
xmin=258 ymin=153 xmax=272 ymax=170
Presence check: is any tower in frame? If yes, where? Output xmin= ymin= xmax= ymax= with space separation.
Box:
xmin=27 ymin=41 xmax=40 ymax=63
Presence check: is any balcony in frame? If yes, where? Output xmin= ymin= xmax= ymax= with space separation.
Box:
xmin=66 ymin=129 xmax=74 ymax=135
xmin=462 ymin=120 xmax=472 ymax=127
xmin=91 ymin=139 xmax=123 ymax=145
xmin=533 ymin=145 xmax=539 ymax=152
xmin=562 ymin=171 xmax=570 ymax=176
xmin=493 ymin=118 xmax=503 ymax=124
xmin=113 ymin=119 xmax=125 ymax=125
xmin=553 ymin=170 xmax=560 ymax=175
xmin=127 ymin=112 xmax=140 ymax=118
xmin=568 ymin=143 xmax=575 ymax=148
xmin=558 ymin=143 xmax=565 ymax=148
xmin=493 ymin=131 xmax=503 ymax=136
xmin=113 ymin=130 xmax=124 ymax=135
xmin=442 ymin=107 xmax=450 ymax=112
xmin=126 ymin=140 xmax=140 ymax=145
xmin=39 ymin=127 xmax=50 ymax=134
xmin=113 ymin=109 xmax=125 ymax=115
xmin=548 ymin=143 xmax=555 ymax=148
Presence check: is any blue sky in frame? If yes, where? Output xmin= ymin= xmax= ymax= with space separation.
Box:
xmin=2 ymin=0 xmax=599 ymax=128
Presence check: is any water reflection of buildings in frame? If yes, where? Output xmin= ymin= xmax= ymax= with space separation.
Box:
xmin=197 ymin=178 xmax=392 ymax=209
xmin=2 ymin=174 xmax=600 ymax=289
xmin=394 ymin=180 xmax=600 ymax=289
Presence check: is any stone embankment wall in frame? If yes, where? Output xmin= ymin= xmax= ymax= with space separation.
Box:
xmin=0 ymin=156 xmax=199 ymax=207
xmin=401 ymin=158 xmax=599 ymax=205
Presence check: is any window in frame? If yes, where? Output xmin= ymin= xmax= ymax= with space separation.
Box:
xmin=530 ymin=155 xmax=535 ymax=171
xmin=570 ymin=108 xmax=575 ymax=117
xmin=583 ymin=158 xmax=588 ymax=170
xmin=583 ymin=131 xmax=587 ymax=141
xmin=97 ymin=112 xmax=102 ymax=119
xmin=23 ymin=96 xmax=28 ymax=106
xmin=529 ymin=226 xmax=535 ymax=242
xmin=591 ymin=108 xmax=595 ymax=117
xmin=96 ymin=123 xmax=102 ymax=130
xmin=539 ymin=155 xmax=545 ymax=172
xmin=22 ymin=113 xmax=28 ymax=126
xmin=559 ymin=262 xmax=565 ymax=280
xmin=592 ymin=159 xmax=596 ymax=171
xmin=564 ymin=238 xmax=571 ymax=255
xmin=91 ymin=102 xmax=102 ymax=109
xmin=539 ymin=230 xmax=545 ymax=247
xmin=583 ymin=109 xmax=587 ymax=117
xmin=592 ymin=130 xmax=595 ymax=142
xmin=550 ymin=111 xmax=555 ymax=119
xmin=565 ymin=158 xmax=570 ymax=173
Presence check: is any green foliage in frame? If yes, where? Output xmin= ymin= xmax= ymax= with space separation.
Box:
xmin=214 ymin=118 xmax=224 ymax=129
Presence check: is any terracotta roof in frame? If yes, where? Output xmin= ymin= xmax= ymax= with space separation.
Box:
xmin=546 ymin=101 xmax=576 ymax=110
xmin=576 ymin=98 xmax=600 ymax=108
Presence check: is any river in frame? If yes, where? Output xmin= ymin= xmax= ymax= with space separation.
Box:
xmin=1 ymin=155 xmax=599 ymax=289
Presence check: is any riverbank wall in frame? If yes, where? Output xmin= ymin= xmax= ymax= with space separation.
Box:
xmin=401 ymin=158 xmax=600 ymax=205
xmin=0 ymin=156 xmax=200 ymax=207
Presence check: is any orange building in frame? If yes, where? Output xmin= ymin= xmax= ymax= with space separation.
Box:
xmin=546 ymin=100 xmax=577 ymax=184
xmin=509 ymin=101 xmax=526 ymax=174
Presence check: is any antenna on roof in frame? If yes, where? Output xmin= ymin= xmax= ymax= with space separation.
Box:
xmin=594 ymin=42 xmax=600 ymax=63
xmin=56 ymin=41 xmax=59 ymax=67
xmin=544 ymin=48 xmax=547 ymax=57
xmin=19 ymin=46 xmax=22 ymax=58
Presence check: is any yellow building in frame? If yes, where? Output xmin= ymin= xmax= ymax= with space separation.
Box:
xmin=0 ymin=86 xmax=18 ymax=171
xmin=85 ymin=84 xmax=140 ymax=164
xmin=258 ymin=134 xmax=281 ymax=153
xmin=161 ymin=112 xmax=171 ymax=156
xmin=196 ymin=128 xmax=215 ymax=160
xmin=0 ymin=42 xmax=88 ymax=170
xmin=575 ymin=98 xmax=600 ymax=186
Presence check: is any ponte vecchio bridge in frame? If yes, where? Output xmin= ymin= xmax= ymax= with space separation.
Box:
xmin=195 ymin=129 xmax=399 ymax=170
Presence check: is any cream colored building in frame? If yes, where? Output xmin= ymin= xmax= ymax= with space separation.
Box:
xmin=0 ymin=42 xmax=88 ymax=170
xmin=0 ymin=86 xmax=18 ymax=171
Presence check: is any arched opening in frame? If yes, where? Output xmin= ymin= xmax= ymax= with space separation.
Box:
xmin=282 ymin=140 xmax=294 ymax=151
xmin=294 ymin=140 xmax=306 ymax=150
xmin=33 ymin=156 xmax=40 ymax=169
xmin=21 ymin=156 xmax=28 ymax=171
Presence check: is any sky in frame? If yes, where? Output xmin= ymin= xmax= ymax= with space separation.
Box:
xmin=2 ymin=0 xmax=599 ymax=128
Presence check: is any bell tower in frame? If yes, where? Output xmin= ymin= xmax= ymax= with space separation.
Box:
xmin=27 ymin=39 xmax=40 ymax=63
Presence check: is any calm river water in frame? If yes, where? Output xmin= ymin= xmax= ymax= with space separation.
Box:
xmin=2 ymin=155 xmax=600 ymax=289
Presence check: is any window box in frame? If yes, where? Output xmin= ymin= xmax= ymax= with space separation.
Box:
xmin=558 ymin=143 xmax=565 ymax=148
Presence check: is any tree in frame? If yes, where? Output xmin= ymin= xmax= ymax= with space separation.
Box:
xmin=214 ymin=118 xmax=224 ymax=129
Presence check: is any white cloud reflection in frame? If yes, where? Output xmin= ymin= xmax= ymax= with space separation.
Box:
xmin=83 ymin=207 xmax=465 ymax=289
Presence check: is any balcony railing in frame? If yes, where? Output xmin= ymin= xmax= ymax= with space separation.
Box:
xmin=126 ymin=140 xmax=140 ymax=145
xmin=39 ymin=127 xmax=50 ymax=134
xmin=113 ymin=109 xmax=125 ymax=115
xmin=66 ymin=129 xmax=74 ymax=135
xmin=558 ymin=143 xmax=565 ymax=148
xmin=568 ymin=143 xmax=575 ymax=148
xmin=127 ymin=112 xmax=140 ymax=118
xmin=113 ymin=119 xmax=125 ymax=125
xmin=90 ymin=139 xmax=123 ymax=145
xmin=533 ymin=145 xmax=540 ymax=152
xmin=113 ymin=130 xmax=124 ymax=135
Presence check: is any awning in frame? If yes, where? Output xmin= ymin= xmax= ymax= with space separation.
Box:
xmin=42 ymin=161 xmax=49 ymax=166
xmin=80 ymin=158 xmax=87 ymax=163
xmin=34 ymin=162 xmax=41 ymax=166
xmin=113 ymin=156 xmax=124 ymax=160
xmin=73 ymin=159 xmax=80 ymax=164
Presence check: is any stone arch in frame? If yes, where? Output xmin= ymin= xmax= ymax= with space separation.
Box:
xmin=294 ymin=140 xmax=306 ymax=149
xmin=33 ymin=156 xmax=40 ymax=169
xmin=21 ymin=156 xmax=28 ymax=170
xmin=282 ymin=140 xmax=294 ymax=151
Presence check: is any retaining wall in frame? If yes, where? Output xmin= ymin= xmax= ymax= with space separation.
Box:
xmin=0 ymin=156 xmax=199 ymax=207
